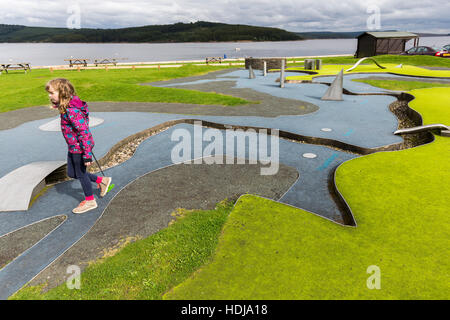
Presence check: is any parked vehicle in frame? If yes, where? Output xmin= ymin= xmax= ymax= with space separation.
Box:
xmin=402 ymin=46 xmax=450 ymax=58
xmin=401 ymin=46 xmax=440 ymax=56
xmin=434 ymin=44 xmax=450 ymax=58
xmin=435 ymin=50 xmax=450 ymax=58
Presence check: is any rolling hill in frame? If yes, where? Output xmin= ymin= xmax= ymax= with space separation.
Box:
xmin=0 ymin=21 xmax=303 ymax=43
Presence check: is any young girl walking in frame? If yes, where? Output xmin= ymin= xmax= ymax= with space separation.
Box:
xmin=46 ymin=78 xmax=112 ymax=214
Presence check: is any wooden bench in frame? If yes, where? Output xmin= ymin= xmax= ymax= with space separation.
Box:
xmin=0 ymin=63 xmax=31 ymax=74
xmin=94 ymin=58 xmax=118 ymax=67
xmin=205 ymin=57 xmax=222 ymax=64
xmin=64 ymin=58 xmax=89 ymax=68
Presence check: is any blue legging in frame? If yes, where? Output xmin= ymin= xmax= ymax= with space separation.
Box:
xmin=67 ymin=151 xmax=100 ymax=198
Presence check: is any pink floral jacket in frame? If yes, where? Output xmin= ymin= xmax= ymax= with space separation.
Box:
xmin=60 ymin=96 xmax=95 ymax=163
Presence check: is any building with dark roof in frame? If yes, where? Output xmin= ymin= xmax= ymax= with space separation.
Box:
xmin=355 ymin=31 xmax=419 ymax=58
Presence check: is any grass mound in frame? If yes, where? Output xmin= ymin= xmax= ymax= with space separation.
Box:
xmin=163 ymin=86 xmax=450 ymax=299
xmin=352 ymin=79 xmax=450 ymax=91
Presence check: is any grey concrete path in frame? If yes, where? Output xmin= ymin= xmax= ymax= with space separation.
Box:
xmin=24 ymin=159 xmax=299 ymax=291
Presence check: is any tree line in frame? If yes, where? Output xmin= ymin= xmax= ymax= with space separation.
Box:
xmin=0 ymin=21 xmax=303 ymax=43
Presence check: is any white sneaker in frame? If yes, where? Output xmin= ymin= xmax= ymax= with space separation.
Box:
xmin=99 ymin=177 xmax=112 ymax=197
xmin=72 ymin=199 xmax=98 ymax=214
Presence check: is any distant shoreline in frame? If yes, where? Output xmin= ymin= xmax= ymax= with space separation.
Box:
xmin=1 ymin=39 xmax=311 ymax=45
xmin=2 ymin=34 xmax=449 ymax=45
xmin=29 ymin=54 xmax=353 ymax=69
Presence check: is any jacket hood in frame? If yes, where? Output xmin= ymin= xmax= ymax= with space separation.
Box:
xmin=69 ymin=95 xmax=89 ymax=118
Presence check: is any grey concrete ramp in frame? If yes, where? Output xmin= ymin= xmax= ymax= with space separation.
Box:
xmin=0 ymin=161 xmax=66 ymax=212
xmin=39 ymin=117 xmax=104 ymax=131
xmin=394 ymin=124 xmax=450 ymax=135
xmin=321 ymin=69 xmax=344 ymax=101
xmin=249 ymin=65 xmax=256 ymax=79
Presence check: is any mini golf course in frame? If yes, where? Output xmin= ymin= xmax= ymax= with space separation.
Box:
xmin=0 ymin=60 xmax=449 ymax=299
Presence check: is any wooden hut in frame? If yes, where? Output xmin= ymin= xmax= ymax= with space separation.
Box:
xmin=355 ymin=32 xmax=419 ymax=58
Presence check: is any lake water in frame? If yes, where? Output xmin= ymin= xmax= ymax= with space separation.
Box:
xmin=1 ymin=36 xmax=449 ymax=67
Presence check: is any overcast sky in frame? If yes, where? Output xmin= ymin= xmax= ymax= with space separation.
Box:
xmin=1 ymin=0 xmax=449 ymax=33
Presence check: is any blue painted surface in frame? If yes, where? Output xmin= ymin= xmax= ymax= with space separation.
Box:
xmin=0 ymin=70 xmax=411 ymax=179
xmin=316 ymin=153 xmax=340 ymax=171
xmin=153 ymin=69 xmax=403 ymax=148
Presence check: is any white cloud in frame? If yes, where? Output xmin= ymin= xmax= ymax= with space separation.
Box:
xmin=0 ymin=0 xmax=448 ymax=33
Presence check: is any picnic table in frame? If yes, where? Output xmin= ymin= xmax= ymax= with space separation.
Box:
xmin=94 ymin=58 xmax=118 ymax=66
xmin=64 ymin=58 xmax=89 ymax=68
xmin=0 ymin=63 xmax=31 ymax=74
xmin=205 ymin=57 xmax=222 ymax=64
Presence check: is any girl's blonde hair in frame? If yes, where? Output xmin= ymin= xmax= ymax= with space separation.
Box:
xmin=45 ymin=78 xmax=76 ymax=114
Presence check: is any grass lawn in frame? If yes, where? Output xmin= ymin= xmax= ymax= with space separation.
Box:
xmin=0 ymin=64 xmax=251 ymax=113
xmin=10 ymin=200 xmax=234 ymax=300
xmin=164 ymin=182 xmax=449 ymax=299
xmin=352 ymin=79 xmax=450 ymax=91
xmin=163 ymin=86 xmax=450 ymax=299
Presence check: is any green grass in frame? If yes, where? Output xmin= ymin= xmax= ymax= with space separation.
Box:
xmin=407 ymin=87 xmax=450 ymax=123
xmin=10 ymin=200 xmax=234 ymax=300
xmin=0 ymin=64 xmax=251 ymax=113
xmin=164 ymin=185 xmax=449 ymax=299
xmin=163 ymin=86 xmax=450 ymax=299
xmin=352 ymin=79 xmax=450 ymax=91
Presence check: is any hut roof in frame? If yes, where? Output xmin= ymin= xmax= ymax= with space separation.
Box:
xmin=358 ymin=31 xmax=418 ymax=39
